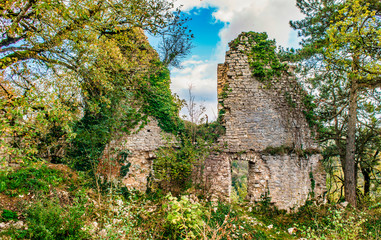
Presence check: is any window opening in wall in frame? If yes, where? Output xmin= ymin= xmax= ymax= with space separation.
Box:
xmin=231 ymin=160 xmax=248 ymax=202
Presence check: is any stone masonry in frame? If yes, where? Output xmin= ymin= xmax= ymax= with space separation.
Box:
xmin=100 ymin=32 xmax=326 ymax=210
xmin=100 ymin=118 xmax=171 ymax=192
xmin=204 ymin=32 xmax=326 ymax=210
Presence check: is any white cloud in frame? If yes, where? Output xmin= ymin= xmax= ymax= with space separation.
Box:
xmin=171 ymin=0 xmax=304 ymax=121
xmin=173 ymin=0 xmax=206 ymax=11
xmin=177 ymin=0 xmax=303 ymax=58
xmin=170 ymin=58 xmax=218 ymax=120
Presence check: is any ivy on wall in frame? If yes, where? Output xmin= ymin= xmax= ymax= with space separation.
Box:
xmin=231 ymin=32 xmax=288 ymax=85
xmin=68 ymin=62 xmax=183 ymax=172
xmin=141 ymin=62 xmax=184 ymax=134
xmin=231 ymin=31 xmax=319 ymax=130
xmin=217 ymin=83 xmax=230 ymax=127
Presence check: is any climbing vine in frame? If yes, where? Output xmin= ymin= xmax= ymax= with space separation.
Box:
xmin=68 ymin=60 xmax=182 ymax=172
xmin=141 ymin=61 xmax=184 ymax=134
xmin=231 ymin=32 xmax=288 ymax=85
xmin=302 ymin=94 xmax=319 ymax=129
xmin=217 ymin=83 xmax=230 ymax=127
xmin=232 ymin=32 xmax=319 ymax=131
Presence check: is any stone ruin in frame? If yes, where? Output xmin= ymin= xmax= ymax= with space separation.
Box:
xmin=101 ymin=32 xmax=326 ymax=210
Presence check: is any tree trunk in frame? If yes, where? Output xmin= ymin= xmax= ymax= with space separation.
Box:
xmin=361 ymin=166 xmax=371 ymax=197
xmin=344 ymin=73 xmax=358 ymax=207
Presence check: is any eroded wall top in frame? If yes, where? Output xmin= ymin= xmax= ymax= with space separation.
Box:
xmin=218 ymin=32 xmax=319 ymax=152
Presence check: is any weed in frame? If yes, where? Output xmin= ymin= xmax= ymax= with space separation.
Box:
xmin=162 ymin=193 xmax=204 ymax=239
xmin=1 ymin=209 xmax=18 ymax=222
xmin=24 ymin=196 xmax=90 ymax=240
xmin=0 ymin=164 xmax=64 ymax=196
xmin=295 ymin=208 xmax=367 ymax=239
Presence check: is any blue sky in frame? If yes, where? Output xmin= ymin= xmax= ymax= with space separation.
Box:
xmin=183 ymin=7 xmax=225 ymax=60
xmin=152 ymin=0 xmax=305 ymax=121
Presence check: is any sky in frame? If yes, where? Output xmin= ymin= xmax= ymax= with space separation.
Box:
xmin=154 ymin=0 xmax=306 ymax=121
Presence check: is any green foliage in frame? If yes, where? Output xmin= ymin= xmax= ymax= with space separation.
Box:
xmin=219 ymin=84 xmax=230 ymax=101
xmin=0 ymin=87 xmax=80 ymax=163
xmin=120 ymin=162 xmax=132 ymax=178
xmin=1 ymin=209 xmax=18 ymax=222
xmin=217 ymin=83 xmax=230 ymax=127
xmin=24 ymin=196 xmax=90 ymax=240
xmin=192 ymin=121 xmax=226 ymax=143
xmin=363 ymin=208 xmax=381 ymax=239
xmin=68 ymin=109 xmax=116 ymax=172
xmin=292 ymin=0 xmax=381 ymax=205
xmin=0 ymin=164 xmax=64 ymax=197
xmin=154 ymin=135 xmax=210 ymax=194
xmin=255 ymin=191 xmax=277 ymax=216
xmin=152 ymin=112 xmax=224 ymax=196
xmin=0 ymin=181 xmax=6 ymax=192
xmin=309 ymin=171 xmax=316 ymax=199
xmin=92 ymin=198 xmax=144 ymax=239
xmin=1 ymin=0 xmax=191 ymax=166
xmin=231 ymin=32 xmax=320 ymax=130
xmin=207 ymin=201 xmax=237 ymax=227
xmin=295 ymin=208 xmax=367 ymax=239
xmin=141 ymin=63 xmax=184 ymax=134
xmin=205 ymin=202 xmax=269 ymax=239
xmin=68 ymin=62 xmax=183 ymax=175
xmin=66 ymin=30 xmax=157 ymax=170
xmin=302 ymin=93 xmax=319 ymax=128
xmin=284 ymin=92 xmax=296 ymax=109
xmin=277 ymin=47 xmax=302 ymax=62
xmin=231 ymin=160 xmax=248 ymax=202
xmin=262 ymin=145 xmax=320 ymax=157
xmin=262 ymin=145 xmax=294 ymax=155
xmin=163 ymin=193 xmax=204 ymax=239
xmin=1 ymin=169 xmax=379 ymax=240
xmin=232 ymin=32 xmax=288 ymax=84
xmin=231 ymin=182 xmax=247 ymax=203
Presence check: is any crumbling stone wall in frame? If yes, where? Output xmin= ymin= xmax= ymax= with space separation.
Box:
xmin=203 ymin=152 xmax=232 ymax=200
xmin=259 ymin=153 xmax=325 ymax=208
xmin=205 ymin=32 xmax=326 ymax=210
xmin=102 ymin=32 xmax=326 ymax=210
xmin=217 ymin=40 xmax=317 ymax=152
xmin=100 ymin=118 xmax=169 ymax=191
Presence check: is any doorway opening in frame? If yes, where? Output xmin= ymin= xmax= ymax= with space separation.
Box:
xmin=231 ymin=160 xmax=248 ymax=202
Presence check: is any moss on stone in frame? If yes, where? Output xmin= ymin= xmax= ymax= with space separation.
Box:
xmin=261 ymin=145 xmax=321 ymax=157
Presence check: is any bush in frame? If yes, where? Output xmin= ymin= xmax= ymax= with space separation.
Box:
xmin=162 ymin=193 xmax=204 ymax=239
xmin=25 ymin=196 xmax=90 ymax=240
xmin=154 ymin=136 xmax=210 ymax=195
xmin=1 ymin=209 xmax=18 ymax=222
xmin=0 ymin=164 xmax=64 ymax=196
xmin=295 ymin=208 xmax=367 ymax=239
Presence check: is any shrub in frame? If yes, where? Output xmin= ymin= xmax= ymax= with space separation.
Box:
xmin=0 ymin=164 xmax=64 ymax=196
xmin=1 ymin=209 xmax=18 ymax=222
xmin=25 ymin=196 xmax=89 ymax=240
xmin=295 ymin=208 xmax=367 ymax=239
xmin=162 ymin=193 xmax=204 ymax=239
xmin=154 ymin=136 xmax=210 ymax=195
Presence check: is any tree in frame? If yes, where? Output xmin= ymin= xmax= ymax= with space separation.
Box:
xmin=291 ymin=0 xmax=381 ymax=207
xmin=0 ymin=0 xmax=192 ymax=163
xmin=158 ymin=11 xmax=194 ymax=68
xmin=1 ymin=0 xmax=175 ymax=67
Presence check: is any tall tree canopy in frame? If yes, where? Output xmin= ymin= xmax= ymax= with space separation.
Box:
xmin=291 ymin=0 xmax=381 ymax=207
xmin=0 ymin=0 xmax=190 ymax=163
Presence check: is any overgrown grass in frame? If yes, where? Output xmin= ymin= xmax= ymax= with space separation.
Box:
xmin=1 ymin=194 xmax=91 ymax=240
xmin=0 ymin=164 xmax=65 ymax=197
xmin=0 ymin=163 xmax=380 ymax=240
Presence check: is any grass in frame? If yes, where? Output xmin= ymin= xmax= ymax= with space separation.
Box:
xmin=0 ymin=162 xmax=380 ymax=240
xmin=0 ymin=164 xmax=65 ymax=197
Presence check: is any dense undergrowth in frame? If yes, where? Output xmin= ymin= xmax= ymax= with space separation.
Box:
xmin=1 ymin=0 xmax=380 ymax=238
xmin=0 ymin=163 xmax=380 ymax=239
